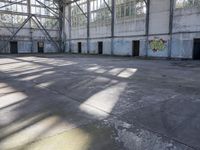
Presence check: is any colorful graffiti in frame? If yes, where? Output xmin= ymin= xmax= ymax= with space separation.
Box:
xmin=149 ymin=38 xmax=166 ymax=52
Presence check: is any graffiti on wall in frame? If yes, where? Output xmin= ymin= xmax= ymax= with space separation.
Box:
xmin=149 ymin=38 xmax=167 ymax=52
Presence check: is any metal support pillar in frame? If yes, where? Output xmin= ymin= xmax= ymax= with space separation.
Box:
xmin=87 ymin=0 xmax=90 ymax=54
xmin=62 ymin=5 xmax=67 ymax=53
xmin=169 ymin=0 xmax=174 ymax=58
xmin=27 ymin=0 xmax=33 ymax=53
xmin=59 ymin=1 xmax=64 ymax=52
xmin=111 ymin=0 xmax=115 ymax=55
xmin=68 ymin=4 xmax=72 ymax=53
xmin=145 ymin=0 xmax=150 ymax=57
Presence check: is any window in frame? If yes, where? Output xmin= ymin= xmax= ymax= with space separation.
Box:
xmin=90 ymin=0 xmax=111 ymax=26
xmin=71 ymin=0 xmax=87 ymax=27
xmin=175 ymin=0 xmax=200 ymax=8
xmin=116 ymin=0 xmax=146 ymax=19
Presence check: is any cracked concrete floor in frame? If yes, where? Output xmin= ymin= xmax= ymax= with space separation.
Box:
xmin=0 ymin=54 xmax=199 ymax=150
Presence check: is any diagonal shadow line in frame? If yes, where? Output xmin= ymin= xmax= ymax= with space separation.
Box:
xmin=0 ymin=100 xmax=27 ymax=111
xmin=0 ymin=112 xmax=51 ymax=142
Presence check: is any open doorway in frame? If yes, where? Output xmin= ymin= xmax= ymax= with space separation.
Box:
xmin=10 ymin=41 xmax=18 ymax=54
xmin=38 ymin=41 xmax=44 ymax=53
xmin=193 ymin=39 xmax=200 ymax=60
xmin=78 ymin=42 xmax=82 ymax=53
xmin=98 ymin=41 xmax=103 ymax=54
xmin=132 ymin=40 xmax=140 ymax=57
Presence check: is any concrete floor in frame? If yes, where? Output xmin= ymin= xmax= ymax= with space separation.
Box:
xmin=0 ymin=54 xmax=200 ymax=150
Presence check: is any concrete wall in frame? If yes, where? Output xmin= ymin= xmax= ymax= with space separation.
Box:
xmin=149 ymin=0 xmax=170 ymax=35
xmin=115 ymin=18 xmax=146 ymax=36
xmin=1 ymin=0 xmax=200 ymax=58
xmin=173 ymin=7 xmax=200 ymax=33
xmin=0 ymin=26 xmax=60 ymax=54
xmin=0 ymin=38 xmax=59 ymax=54
xmin=171 ymin=6 xmax=200 ymax=58
xmin=90 ymin=24 xmax=111 ymax=38
xmin=65 ymin=0 xmax=200 ymax=59
xmin=171 ymin=33 xmax=200 ymax=59
xmin=89 ymin=38 xmax=112 ymax=55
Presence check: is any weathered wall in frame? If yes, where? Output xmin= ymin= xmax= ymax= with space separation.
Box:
xmin=115 ymin=18 xmax=146 ymax=36
xmin=149 ymin=0 xmax=170 ymax=35
xmin=89 ymin=38 xmax=112 ymax=54
xmin=0 ymin=26 xmax=60 ymax=53
xmin=1 ymin=0 xmax=199 ymax=58
xmin=171 ymin=7 xmax=200 ymax=58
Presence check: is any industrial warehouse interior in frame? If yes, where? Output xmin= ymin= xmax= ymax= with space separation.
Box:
xmin=0 ymin=0 xmax=200 ymax=150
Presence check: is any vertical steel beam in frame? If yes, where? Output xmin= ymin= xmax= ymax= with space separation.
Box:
xmin=145 ymin=0 xmax=150 ymax=57
xmin=27 ymin=0 xmax=33 ymax=53
xmin=111 ymin=0 xmax=115 ymax=55
xmin=59 ymin=1 xmax=64 ymax=52
xmin=68 ymin=4 xmax=72 ymax=53
xmin=87 ymin=0 xmax=90 ymax=54
xmin=169 ymin=0 xmax=174 ymax=58
xmin=62 ymin=4 xmax=67 ymax=53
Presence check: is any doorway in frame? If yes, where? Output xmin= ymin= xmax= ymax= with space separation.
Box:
xmin=10 ymin=41 xmax=18 ymax=54
xmin=38 ymin=41 xmax=44 ymax=53
xmin=78 ymin=42 xmax=82 ymax=53
xmin=98 ymin=41 xmax=103 ymax=54
xmin=132 ymin=41 xmax=140 ymax=57
xmin=193 ymin=39 xmax=200 ymax=60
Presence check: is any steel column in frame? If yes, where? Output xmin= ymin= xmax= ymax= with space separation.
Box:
xmin=169 ymin=0 xmax=174 ymax=58
xmin=145 ymin=0 xmax=150 ymax=57
xmin=87 ymin=0 xmax=90 ymax=54
xmin=27 ymin=0 xmax=33 ymax=53
xmin=59 ymin=1 xmax=64 ymax=52
xmin=111 ymin=0 xmax=115 ymax=55
xmin=68 ymin=4 xmax=72 ymax=53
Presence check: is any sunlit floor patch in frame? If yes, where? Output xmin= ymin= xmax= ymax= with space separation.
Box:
xmin=0 ymin=92 xmax=27 ymax=109
xmin=79 ymin=82 xmax=127 ymax=117
xmin=12 ymin=123 xmax=117 ymax=150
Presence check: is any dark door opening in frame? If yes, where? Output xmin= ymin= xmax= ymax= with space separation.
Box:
xmin=78 ymin=42 xmax=82 ymax=53
xmin=38 ymin=41 xmax=44 ymax=53
xmin=193 ymin=39 xmax=200 ymax=60
xmin=10 ymin=41 xmax=18 ymax=54
xmin=132 ymin=41 xmax=140 ymax=57
xmin=98 ymin=42 xmax=103 ymax=54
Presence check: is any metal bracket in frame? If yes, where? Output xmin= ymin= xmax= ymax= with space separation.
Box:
xmin=103 ymin=0 xmax=112 ymax=13
xmin=72 ymin=0 xmax=88 ymax=19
